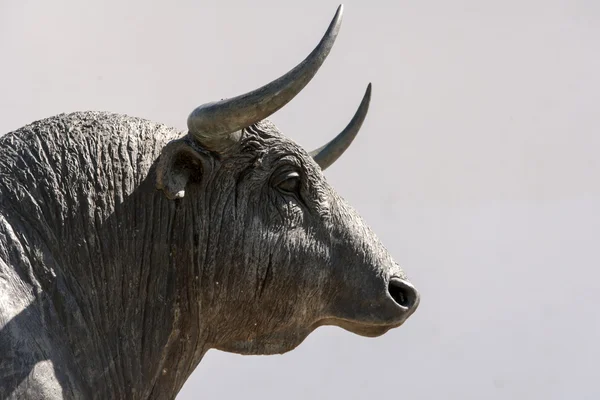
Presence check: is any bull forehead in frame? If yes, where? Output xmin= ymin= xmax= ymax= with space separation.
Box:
xmin=238 ymin=119 xmax=323 ymax=175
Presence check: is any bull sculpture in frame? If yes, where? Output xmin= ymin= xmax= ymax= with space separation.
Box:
xmin=0 ymin=4 xmax=420 ymax=400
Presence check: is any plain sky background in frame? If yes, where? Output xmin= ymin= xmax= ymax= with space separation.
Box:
xmin=1 ymin=0 xmax=599 ymax=399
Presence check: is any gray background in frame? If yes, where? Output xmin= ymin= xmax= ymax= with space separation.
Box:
xmin=1 ymin=0 xmax=599 ymax=399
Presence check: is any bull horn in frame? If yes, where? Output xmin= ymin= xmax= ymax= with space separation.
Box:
xmin=310 ymin=83 xmax=371 ymax=170
xmin=187 ymin=4 xmax=344 ymax=150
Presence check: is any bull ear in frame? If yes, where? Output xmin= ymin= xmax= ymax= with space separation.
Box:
xmin=155 ymin=137 xmax=205 ymax=200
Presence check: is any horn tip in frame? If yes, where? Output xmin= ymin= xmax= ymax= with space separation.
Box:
xmin=363 ymin=83 xmax=372 ymax=103
xmin=334 ymin=4 xmax=344 ymax=20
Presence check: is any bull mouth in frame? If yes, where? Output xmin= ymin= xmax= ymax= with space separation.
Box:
xmin=313 ymin=317 xmax=406 ymax=338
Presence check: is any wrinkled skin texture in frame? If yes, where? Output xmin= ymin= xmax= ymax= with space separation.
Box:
xmin=0 ymin=112 xmax=417 ymax=399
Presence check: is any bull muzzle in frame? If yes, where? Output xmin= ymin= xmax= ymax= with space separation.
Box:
xmin=387 ymin=277 xmax=420 ymax=317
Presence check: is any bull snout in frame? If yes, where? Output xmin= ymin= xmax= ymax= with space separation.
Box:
xmin=387 ymin=277 xmax=420 ymax=316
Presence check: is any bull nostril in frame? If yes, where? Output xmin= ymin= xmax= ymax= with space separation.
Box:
xmin=388 ymin=278 xmax=419 ymax=310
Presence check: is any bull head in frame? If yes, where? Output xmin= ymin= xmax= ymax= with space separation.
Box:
xmin=155 ymin=4 xmax=419 ymax=355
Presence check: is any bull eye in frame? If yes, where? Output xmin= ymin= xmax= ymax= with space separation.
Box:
xmin=275 ymin=171 xmax=301 ymax=194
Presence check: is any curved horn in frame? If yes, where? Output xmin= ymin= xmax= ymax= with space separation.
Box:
xmin=310 ymin=83 xmax=371 ymax=170
xmin=187 ymin=4 xmax=344 ymax=148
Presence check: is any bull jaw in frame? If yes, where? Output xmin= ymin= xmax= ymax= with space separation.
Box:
xmin=214 ymin=327 xmax=314 ymax=356
xmin=212 ymin=314 xmax=408 ymax=357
